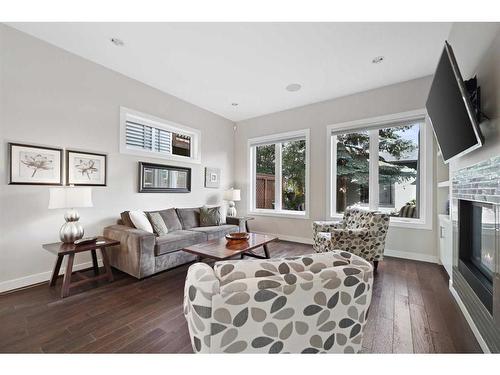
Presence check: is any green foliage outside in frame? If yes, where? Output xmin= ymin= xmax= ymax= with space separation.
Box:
xmin=256 ymin=141 xmax=306 ymax=211
xmin=255 ymin=126 xmax=417 ymax=213
xmin=336 ymin=126 xmax=417 ymax=212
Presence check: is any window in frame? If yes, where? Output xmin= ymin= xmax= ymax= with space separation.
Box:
xmin=327 ymin=110 xmax=433 ymax=229
xmin=249 ymin=130 xmax=310 ymax=217
xmin=120 ymin=107 xmax=200 ymax=163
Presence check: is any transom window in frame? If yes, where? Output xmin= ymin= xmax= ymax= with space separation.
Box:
xmin=327 ymin=110 xmax=433 ymax=229
xmin=249 ymin=129 xmax=310 ymax=218
xmin=120 ymin=107 xmax=200 ymax=163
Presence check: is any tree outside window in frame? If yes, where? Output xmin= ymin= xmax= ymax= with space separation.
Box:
xmin=254 ymin=137 xmax=307 ymax=212
xmin=335 ymin=123 xmax=420 ymax=218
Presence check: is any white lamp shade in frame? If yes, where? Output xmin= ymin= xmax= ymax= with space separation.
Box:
xmin=48 ymin=187 xmax=93 ymax=209
xmin=223 ymin=188 xmax=241 ymax=201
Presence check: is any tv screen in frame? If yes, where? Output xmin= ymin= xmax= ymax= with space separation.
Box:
xmin=426 ymin=41 xmax=483 ymax=163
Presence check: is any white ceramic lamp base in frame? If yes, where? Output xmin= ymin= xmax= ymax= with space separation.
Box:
xmin=227 ymin=201 xmax=237 ymax=217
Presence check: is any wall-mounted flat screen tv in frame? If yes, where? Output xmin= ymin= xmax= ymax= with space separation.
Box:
xmin=426 ymin=41 xmax=484 ymax=163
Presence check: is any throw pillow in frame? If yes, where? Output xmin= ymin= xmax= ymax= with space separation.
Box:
xmin=120 ymin=211 xmax=136 ymax=228
xmin=200 ymin=206 xmax=222 ymax=227
xmin=129 ymin=210 xmax=154 ymax=233
xmin=147 ymin=212 xmax=169 ymax=236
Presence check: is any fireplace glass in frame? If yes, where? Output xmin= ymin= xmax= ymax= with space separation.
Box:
xmin=470 ymin=203 xmax=496 ymax=281
xmin=458 ymin=199 xmax=496 ymax=313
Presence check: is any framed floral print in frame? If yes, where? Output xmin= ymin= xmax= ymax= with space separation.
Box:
xmin=9 ymin=143 xmax=63 ymax=185
xmin=66 ymin=150 xmax=107 ymax=186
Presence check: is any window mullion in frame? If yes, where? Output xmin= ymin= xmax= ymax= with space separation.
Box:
xmin=331 ymin=134 xmax=337 ymax=216
xmin=250 ymin=146 xmax=255 ymax=211
xmin=368 ymin=130 xmax=379 ymax=210
xmin=275 ymin=143 xmax=282 ymax=211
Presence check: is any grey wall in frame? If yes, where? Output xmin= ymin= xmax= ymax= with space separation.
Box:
xmin=446 ymin=23 xmax=500 ymax=353
xmin=447 ymin=23 xmax=500 ymax=173
xmin=234 ymin=76 xmax=439 ymax=261
xmin=0 ymin=25 xmax=235 ymax=291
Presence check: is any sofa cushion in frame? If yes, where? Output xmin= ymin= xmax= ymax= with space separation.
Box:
xmin=176 ymin=208 xmax=201 ymax=229
xmin=200 ymin=206 xmax=222 ymax=227
xmin=147 ymin=212 xmax=169 ymax=236
xmin=157 ymin=208 xmax=182 ymax=232
xmin=129 ymin=210 xmax=154 ymax=233
xmin=120 ymin=211 xmax=136 ymax=228
xmin=188 ymin=224 xmax=239 ymax=241
xmin=155 ymin=230 xmax=207 ymax=256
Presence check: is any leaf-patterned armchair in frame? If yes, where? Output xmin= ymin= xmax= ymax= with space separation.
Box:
xmin=183 ymin=251 xmax=373 ymax=353
xmin=313 ymin=207 xmax=390 ymax=270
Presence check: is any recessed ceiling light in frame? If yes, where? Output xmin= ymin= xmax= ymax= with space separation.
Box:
xmin=286 ymin=83 xmax=302 ymax=92
xmin=110 ymin=38 xmax=124 ymax=47
xmin=372 ymin=56 xmax=384 ymax=64
xmin=231 ymin=103 xmax=239 ymax=107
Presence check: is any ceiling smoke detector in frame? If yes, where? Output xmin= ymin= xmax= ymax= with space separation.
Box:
xmin=231 ymin=103 xmax=239 ymax=107
xmin=110 ymin=38 xmax=124 ymax=47
xmin=286 ymin=83 xmax=302 ymax=92
xmin=372 ymin=56 xmax=384 ymax=64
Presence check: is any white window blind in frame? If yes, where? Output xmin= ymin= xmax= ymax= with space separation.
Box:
xmin=120 ymin=107 xmax=201 ymax=163
xmin=125 ymin=120 xmax=172 ymax=154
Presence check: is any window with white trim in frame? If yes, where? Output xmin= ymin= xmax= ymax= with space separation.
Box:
xmin=249 ymin=130 xmax=310 ymax=217
xmin=327 ymin=111 xmax=433 ymax=229
xmin=120 ymin=107 xmax=200 ymax=163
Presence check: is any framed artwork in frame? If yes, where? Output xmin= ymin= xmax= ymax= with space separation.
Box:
xmin=66 ymin=150 xmax=107 ymax=186
xmin=9 ymin=143 xmax=63 ymax=185
xmin=204 ymin=167 xmax=221 ymax=188
xmin=139 ymin=162 xmax=191 ymax=193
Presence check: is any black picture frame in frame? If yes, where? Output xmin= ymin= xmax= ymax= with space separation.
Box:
xmin=8 ymin=142 xmax=63 ymax=186
xmin=138 ymin=162 xmax=191 ymax=193
xmin=66 ymin=150 xmax=107 ymax=187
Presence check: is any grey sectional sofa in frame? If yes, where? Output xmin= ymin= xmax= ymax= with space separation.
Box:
xmin=103 ymin=207 xmax=241 ymax=279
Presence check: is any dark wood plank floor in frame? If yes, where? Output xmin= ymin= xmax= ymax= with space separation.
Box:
xmin=0 ymin=241 xmax=481 ymax=353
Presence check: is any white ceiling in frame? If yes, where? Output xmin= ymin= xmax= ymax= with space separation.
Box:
xmin=8 ymin=22 xmax=452 ymax=122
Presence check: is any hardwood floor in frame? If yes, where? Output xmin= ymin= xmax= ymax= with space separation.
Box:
xmin=0 ymin=241 xmax=481 ymax=353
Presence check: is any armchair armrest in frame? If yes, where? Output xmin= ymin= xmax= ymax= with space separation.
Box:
xmin=312 ymin=220 xmax=345 ymax=235
xmin=184 ymin=263 xmax=219 ymax=353
xmin=103 ymin=224 xmax=156 ymax=279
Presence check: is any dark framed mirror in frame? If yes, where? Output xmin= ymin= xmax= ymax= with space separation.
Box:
xmin=138 ymin=162 xmax=191 ymax=193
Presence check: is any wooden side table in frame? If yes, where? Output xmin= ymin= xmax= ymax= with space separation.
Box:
xmin=226 ymin=216 xmax=255 ymax=232
xmin=42 ymin=236 xmax=120 ymax=298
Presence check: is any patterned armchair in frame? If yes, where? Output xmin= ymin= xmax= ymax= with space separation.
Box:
xmin=313 ymin=207 xmax=390 ymax=270
xmin=183 ymin=251 xmax=373 ymax=353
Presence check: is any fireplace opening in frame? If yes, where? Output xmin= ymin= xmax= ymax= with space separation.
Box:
xmin=458 ymin=199 xmax=496 ymax=313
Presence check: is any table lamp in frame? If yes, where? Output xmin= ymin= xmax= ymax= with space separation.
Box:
xmin=223 ymin=188 xmax=241 ymax=217
xmin=48 ymin=187 xmax=93 ymax=243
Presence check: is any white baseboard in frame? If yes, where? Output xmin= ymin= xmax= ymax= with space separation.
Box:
xmin=383 ymin=249 xmax=439 ymax=264
xmin=449 ymin=280 xmax=490 ymax=353
xmin=0 ymin=259 xmax=104 ymax=294
xmin=255 ymin=231 xmax=439 ymax=264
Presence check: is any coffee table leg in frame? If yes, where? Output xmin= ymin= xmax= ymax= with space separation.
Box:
xmin=91 ymin=249 xmax=99 ymax=275
xmin=61 ymin=254 xmax=75 ymax=298
xmin=100 ymin=247 xmax=114 ymax=282
xmin=49 ymin=254 xmax=64 ymax=287
xmin=263 ymin=244 xmax=270 ymax=259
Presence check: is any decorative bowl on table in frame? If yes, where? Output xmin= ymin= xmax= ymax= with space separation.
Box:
xmin=225 ymin=232 xmax=250 ymax=245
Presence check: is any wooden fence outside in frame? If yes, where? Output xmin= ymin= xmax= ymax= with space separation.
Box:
xmin=256 ymin=173 xmax=275 ymax=209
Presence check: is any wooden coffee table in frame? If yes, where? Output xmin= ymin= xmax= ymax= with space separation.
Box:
xmin=182 ymin=233 xmax=278 ymax=261
xmin=42 ymin=236 xmax=119 ymax=298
